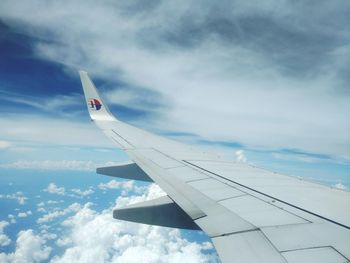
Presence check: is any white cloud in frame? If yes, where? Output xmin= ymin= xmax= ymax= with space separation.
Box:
xmin=56 ymin=237 xmax=73 ymax=247
xmin=0 ymin=192 xmax=27 ymax=205
xmin=0 ymin=1 xmax=348 ymax=161
xmin=71 ymin=187 xmax=94 ymax=196
xmin=40 ymin=230 xmax=57 ymax=241
xmin=45 ymin=183 xmax=65 ymax=195
xmin=0 ymin=140 xmax=12 ymax=150
xmin=0 ymin=221 xmax=11 ymax=247
xmin=47 ymin=200 xmax=64 ymax=204
xmin=37 ymin=203 xmax=82 ymax=224
xmin=98 ymin=180 xmax=135 ymax=195
xmin=51 ymin=184 xmax=217 ymax=263
xmin=334 ymin=182 xmax=348 ymax=190
xmin=114 ymin=184 xmax=166 ymax=209
xmin=272 ymin=152 xmax=335 ymax=164
xmin=0 ymin=114 xmax=113 ymax=149
xmin=3 ymin=94 xmax=82 ymax=115
xmin=1 ymin=160 xmax=96 ymax=171
xmin=37 ymin=207 xmax=46 ymax=213
xmin=17 ymin=211 xmax=32 ymax=218
xmin=235 ymin=150 xmax=247 ymax=163
xmin=0 ymin=229 xmax=51 ymax=263
xmin=7 ymin=215 xmax=16 ymax=224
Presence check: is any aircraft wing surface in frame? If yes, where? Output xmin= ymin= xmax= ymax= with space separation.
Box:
xmin=79 ymin=71 xmax=350 ymax=263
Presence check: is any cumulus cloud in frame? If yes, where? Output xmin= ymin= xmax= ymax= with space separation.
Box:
xmin=7 ymin=215 xmax=16 ymax=224
xmin=40 ymin=229 xmax=57 ymax=241
xmin=114 ymin=183 xmax=166 ymax=209
xmin=0 ymin=221 xmax=11 ymax=247
xmin=17 ymin=210 xmax=32 ymax=218
xmin=56 ymin=237 xmax=73 ymax=247
xmin=0 ymin=229 xmax=51 ymax=263
xmin=0 ymin=192 xmax=27 ymax=205
xmin=45 ymin=183 xmax=65 ymax=195
xmin=71 ymin=187 xmax=94 ymax=196
xmin=37 ymin=203 xmax=82 ymax=224
xmin=98 ymin=180 xmax=136 ymax=196
xmin=51 ymin=184 xmax=217 ymax=263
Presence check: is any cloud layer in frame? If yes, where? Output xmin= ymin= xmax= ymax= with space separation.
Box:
xmin=0 ymin=183 xmax=218 ymax=263
xmin=51 ymin=184 xmax=216 ymax=263
xmin=0 ymin=1 xmax=349 ymax=160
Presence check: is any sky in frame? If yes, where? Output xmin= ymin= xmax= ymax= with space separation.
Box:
xmin=0 ymin=1 xmax=349 ymax=262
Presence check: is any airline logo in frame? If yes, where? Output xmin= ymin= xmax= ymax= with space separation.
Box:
xmin=88 ymin=98 xmax=102 ymax=111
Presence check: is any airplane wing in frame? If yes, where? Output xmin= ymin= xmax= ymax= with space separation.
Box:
xmin=79 ymin=71 xmax=350 ymax=263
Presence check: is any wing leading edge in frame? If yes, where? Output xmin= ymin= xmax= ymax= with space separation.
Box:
xmin=79 ymin=71 xmax=350 ymax=263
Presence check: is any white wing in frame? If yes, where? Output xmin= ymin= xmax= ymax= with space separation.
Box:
xmin=79 ymin=71 xmax=350 ymax=263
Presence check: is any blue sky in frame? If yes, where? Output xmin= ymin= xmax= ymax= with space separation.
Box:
xmin=0 ymin=1 xmax=349 ymax=262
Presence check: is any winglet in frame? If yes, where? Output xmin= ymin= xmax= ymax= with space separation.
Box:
xmin=79 ymin=71 xmax=115 ymax=121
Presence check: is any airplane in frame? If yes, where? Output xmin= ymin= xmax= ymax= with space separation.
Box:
xmin=79 ymin=71 xmax=350 ymax=263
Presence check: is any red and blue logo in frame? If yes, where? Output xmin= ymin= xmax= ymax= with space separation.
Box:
xmin=88 ymin=98 xmax=102 ymax=111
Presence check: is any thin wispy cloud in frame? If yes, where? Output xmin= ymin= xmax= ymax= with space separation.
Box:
xmin=1 ymin=0 xmax=349 ymax=160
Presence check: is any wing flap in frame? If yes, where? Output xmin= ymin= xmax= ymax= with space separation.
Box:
xmin=96 ymin=162 xmax=153 ymax=182
xmin=113 ymin=195 xmax=200 ymax=230
xmin=212 ymin=230 xmax=287 ymax=263
xmin=185 ymin=160 xmax=350 ymax=229
xmin=79 ymin=71 xmax=350 ymax=263
xmin=261 ymin=223 xmax=350 ymax=259
xmin=281 ymin=247 xmax=348 ymax=263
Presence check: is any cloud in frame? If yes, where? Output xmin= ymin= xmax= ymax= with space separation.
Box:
xmin=98 ymin=180 xmax=135 ymax=196
xmin=7 ymin=215 xmax=16 ymax=224
xmin=71 ymin=187 xmax=94 ymax=196
xmin=98 ymin=180 xmax=133 ymax=190
xmin=51 ymin=184 xmax=217 ymax=263
xmin=0 ymin=141 xmax=12 ymax=150
xmin=0 ymin=192 xmax=27 ymax=205
xmin=37 ymin=207 xmax=46 ymax=213
xmin=45 ymin=183 xmax=65 ymax=196
xmin=2 ymin=93 xmax=83 ymax=116
xmin=0 ymin=0 xmax=348 ymax=160
xmin=0 ymin=114 xmax=113 ymax=149
xmin=37 ymin=203 xmax=82 ymax=224
xmin=56 ymin=237 xmax=73 ymax=247
xmin=0 ymin=159 xmax=132 ymax=172
xmin=0 ymin=221 xmax=11 ymax=247
xmin=334 ymin=182 xmax=348 ymax=190
xmin=235 ymin=150 xmax=247 ymax=163
xmin=47 ymin=200 xmax=63 ymax=204
xmin=40 ymin=230 xmax=57 ymax=241
xmin=0 ymin=229 xmax=51 ymax=263
xmin=114 ymin=183 xmax=166 ymax=209
xmin=1 ymin=160 xmax=96 ymax=171
xmin=17 ymin=211 xmax=32 ymax=218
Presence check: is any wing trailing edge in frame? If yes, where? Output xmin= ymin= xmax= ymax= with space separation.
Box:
xmin=114 ymin=195 xmax=201 ymax=230
xmin=97 ymin=163 xmax=153 ymax=182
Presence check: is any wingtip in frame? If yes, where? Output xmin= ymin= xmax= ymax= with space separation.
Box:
xmin=79 ymin=70 xmax=88 ymax=75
